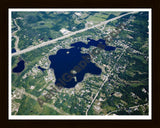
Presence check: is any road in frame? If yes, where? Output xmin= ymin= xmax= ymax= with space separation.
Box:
xmin=11 ymin=11 xmax=138 ymax=57
xmin=12 ymin=18 xmax=21 ymax=52
xmin=85 ymin=74 xmax=109 ymax=115
xmin=13 ymin=87 xmax=69 ymax=115
xmin=85 ymin=41 xmax=129 ymax=115
xmin=107 ymin=103 xmax=148 ymax=115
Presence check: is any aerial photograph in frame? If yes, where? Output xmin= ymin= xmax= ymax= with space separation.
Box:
xmin=9 ymin=9 xmax=151 ymax=119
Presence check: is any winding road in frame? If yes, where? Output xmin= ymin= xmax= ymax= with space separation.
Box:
xmin=12 ymin=18 xmax=21 ymax=52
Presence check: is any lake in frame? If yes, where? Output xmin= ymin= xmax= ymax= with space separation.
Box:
xmin=12 ymin=48 xmax=16 ymax=53
xmin=12 ymin=60 xmax=25 ymax=73
xmin=49 ymin=38 xmax=116 ymax=88
xmin=38 ymin=66 xmax=46 ymax=72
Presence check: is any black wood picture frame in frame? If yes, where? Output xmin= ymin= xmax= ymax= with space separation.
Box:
xmin=0 ymin=0 xmax=159 ymax=128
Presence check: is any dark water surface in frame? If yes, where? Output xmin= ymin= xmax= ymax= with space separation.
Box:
xmin=12 ymin=60 xmax=25 ymax=73
xmin=38 ymin=66 xmax=46 ymax=72
xmin=49 ymin=38 xmax=116 ymax=88
xmin=12 ymin=48 xmax=16 ymax=53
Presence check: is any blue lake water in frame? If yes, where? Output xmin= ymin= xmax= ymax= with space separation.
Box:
xmin=49 ymin=38 xmax=116 ymax=88
xmin=38 ymin=66 xmax=46 ymax=72
xmin=12 ymin=60 xmax=25 ymax=73
xmin=12 ymin=48 xmax=16 ymax=53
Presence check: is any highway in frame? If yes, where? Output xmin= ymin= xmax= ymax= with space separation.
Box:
xmin=11 ymin=11 xmax=138 ymax=57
